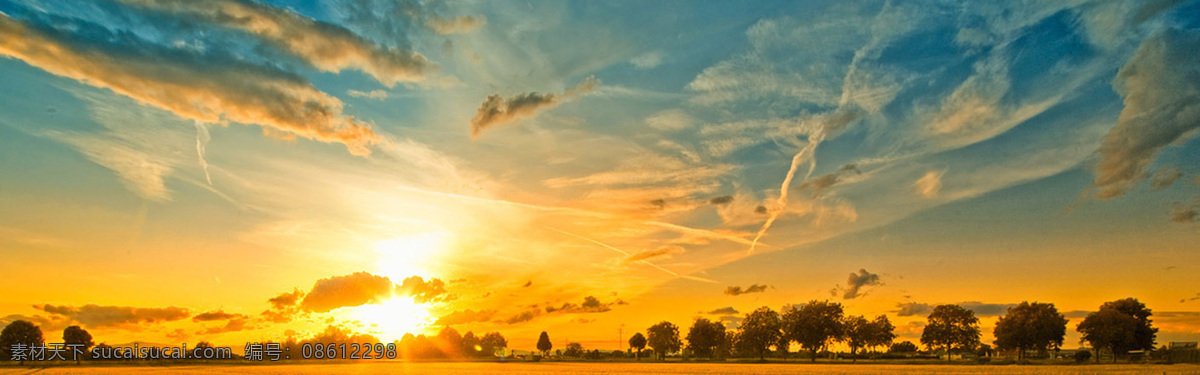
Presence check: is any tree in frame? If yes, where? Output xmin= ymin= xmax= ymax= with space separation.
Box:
xmin=715 ymin=331 xmax=736 ymax=359
xmin=563 ymin=342 xmax=584 ymax=358
xmin=646 ymin=321 xmax=681 ymax=361
xmin=783 ymin=300 xmax=845 ymax=362
xmin=992 ymin=302 xmax=1068 ymax=360
xmin=479 ymin=332 xmax=507 ymax=356
xmin=460 ymin=331 xmax=480 ymax=356
xmin=0 ymin=320 xmax=44 ymax=365
xmin=628 ymin=332 xmax=647 ymax=361
xmin=1077 ymin=298 xmax=1157 ymax=363
xmin=738 ymin=306 xmax=782 ymax=361
xmin=889 ymin=341 xmax=918 ymax=354
xmin=920 ymin=304 xmax=981 ymax=361
xmin=685 ymin=318 xmax=725 ymax=359
xmin=62 ymin=326 xmax=94 ymax=364
xmin=865 ymin=315 xmax=896 ymax=356
xmin=536 ymin=331 xmax=553 ymax=357
xmin=843 ymin=315 xmax=870 ymax=361
xmin=437 ymin=327 xmax=464 ymax=357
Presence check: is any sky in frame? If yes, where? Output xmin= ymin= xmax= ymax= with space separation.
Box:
xmin=1 ymin=0 xmax=1199 ymax=353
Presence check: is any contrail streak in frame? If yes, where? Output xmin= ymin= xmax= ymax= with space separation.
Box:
xmin=544 ymin=226 xmax=718 ymax=284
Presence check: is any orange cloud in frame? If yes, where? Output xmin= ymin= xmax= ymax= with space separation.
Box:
xmin=0 ymin=13 xmax=380 ymax=155
xmin=119 ymin=0 xmax=434 ymax=86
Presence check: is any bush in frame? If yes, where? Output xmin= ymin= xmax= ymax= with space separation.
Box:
xmin=1074 ymin=350 xmax=1092 ymax=364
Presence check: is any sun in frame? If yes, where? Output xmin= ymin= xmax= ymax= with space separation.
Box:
xmin=348 ymin=296 xmax=432 ymax=342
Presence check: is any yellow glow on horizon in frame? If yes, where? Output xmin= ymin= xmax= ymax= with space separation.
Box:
xmin=347 ymin=296 xmax=432 ymax=342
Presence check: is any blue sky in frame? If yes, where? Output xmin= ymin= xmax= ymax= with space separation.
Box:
xmin=1 ymin=0 xmax=1198 ymax=349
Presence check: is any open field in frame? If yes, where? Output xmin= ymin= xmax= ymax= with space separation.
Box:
xmin=2 ymin=362 xmax=1200 ymax=374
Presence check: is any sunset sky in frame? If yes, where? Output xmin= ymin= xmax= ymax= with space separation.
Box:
xmin=1 ymin=0 xmax=1199 ymax=353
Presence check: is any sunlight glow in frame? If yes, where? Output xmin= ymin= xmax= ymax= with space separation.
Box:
xmin=374 ymin=231 xmax=446 ymax=280
xmin=347 ymin=296 xmax=432 ymax=342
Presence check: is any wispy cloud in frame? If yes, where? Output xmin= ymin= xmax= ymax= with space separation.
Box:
xmin=470 ymin=76 xmax=600 ymax=136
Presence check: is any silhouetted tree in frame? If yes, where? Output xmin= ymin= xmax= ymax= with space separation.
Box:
xmin=738 ymin=306 xmax=782 ymax=361
xmin=461 ymin=331 xmax=480 ymax=356
xmin=0 ymin=320 xmax=44 ymax=364
xmin=685 ymin=318 xmax=725 ymax=359
xmin=844 ymin=315 xmax=870 ymax=361
xmin=628 ymin=332 xmax=647 ymax=360
xmin=480 ymin=332 xmax=507 ymax=356
xmin=715 ymin=331 xmax=736 ymax=359
xmin=993 ymin=302 xmax=1067 ymax=360
xmin=62 ymin=326 xmax=94 ymax=364
xmin=1077 ymin=298 xmax=1157 ymax=363
xmin=646 ymin=321 xmax=681 ymax=361
xmin=920 ymin=304 xmax=981 ymax=361
xmin=783 ymin=300 xmax=845 ymax=362
xmin=536 ymin=331 xmax=553 ymax=357
xmin=438 ymin=327 xmax=464 ymax=357
xmin=865 ymin=315 xmax=896 ymax=356
xmin=889 ymin=341 xmax=918 ymax=353
xmin=564 ymin=342 xmax=584 ymax=358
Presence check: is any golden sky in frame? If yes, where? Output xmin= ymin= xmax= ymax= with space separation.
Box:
xmin=1 ymin=0 xmax=1199 ymax=352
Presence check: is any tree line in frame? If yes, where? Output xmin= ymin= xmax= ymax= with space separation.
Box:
xmin=0 ymin=297 xmax=1167 ymax=364
xmin=533 ymin=297 xmax=1163 ymax=363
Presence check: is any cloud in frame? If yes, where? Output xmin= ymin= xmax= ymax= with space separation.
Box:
xmin=544 ymin=296 xmax=622 ymax=314
xmin=800 ymin=164 xmax=860 ymax=197
xmin=196 ymin=317 xmax=251 ymax=335
xmin=35 ymin=304 xmax=189 ymax=328
xmin=426 ymin=15 xmax=487 ymax=35
xmin=348 ymin=89 xmax=388 ymax=100
xmin=0 ymin=314 xmax=72 ymax=332
xmin=118 ymin=0 xmax=434 ymax=86
xmin=645 ymin=109 xmax=694 ymax=131
xmin=268 ymin=289 xmax=305 ymax=310
xmin=192 ymin=310 xmax=245 ymax=322
xmin=1151 ymin=166 xmax=1183 ymax=191
xmin=1172 ymin=202 xmax=1198 ymax=223
xmin=894 ymin=301 xmax=1015 ymax=317
xmin=470 ymin=76 xmax=600 ymax=136
xmin=914 ymin=170 xmax=944 ymax=199
xmin=724 ymin=284 xmax=769 ymax=296
xmin=502 ymin=310 xmax=537 ymax=324
xmin=1092 ymin=29 xmax=1200 ymax=199
xmin=1181 ymin=293 xmax=1200 ymax=303
xmin=623 ymin=245 xmax=684 ymax=263
xmin=434 ymin=309 xmax=496 ymax=326
xmin=395 ymin=276 xmax=449 ymax=303
xmin=833 ymin=268 xmax=882 ymax=299
xmin=705 ymin=307 xmax=739 ymax=315
xmin=894 ymin=302 xmax=933 ymax=317
xmin=0 ymin=12 xmax=381 ymax=155
xmin=630 ymin=51 xmax=665 ymax=69
xmin=299 ymin=272 xmax=396 ymax=313
xmin=709 ymin=195 xmax=734 ymax=205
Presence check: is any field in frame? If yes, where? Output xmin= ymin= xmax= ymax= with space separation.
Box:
xmin=2 ymin=362 xmax=1199 ymax=374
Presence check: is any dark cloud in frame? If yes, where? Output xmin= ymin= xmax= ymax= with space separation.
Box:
xmin=754 ymin=205 xmax=768 ymax=214
xmin=624 ymin=245 xmax=684 ymax=263
xmin=705 ymin=307 xmax=739 ymax=315
xmin=35 ymin=304 xmax=189 ymax=328
xmin=800 ymin=164 xmax=860 ymax=197
xmin=0 ymin=314 xmax=71 ymax=332
xmin=470 ymin=76 xmax=599 ymax=136
xmin=724 ymin=284 xmax=769 ymax=296
xmin=833 ymin=268 xmax=883 ymax=299
xmin=192 ymin=310 xmax=245 ymax=322
xmin=1063 ymin=310 xmax=1094 ymax=319
xmin=1092 ymin=29 xmax=1200 ymax=199
xmin=503 ymin=310 xmax=538 ymax=325
xmin=1180 ymin=293 xmax=1200 ymax=303
xmin=522 ymin=281 xmax=532 ymax=287
xmin=1172 ymin=202 xmax=1198 ymax=223
xmin=0 ymin=12 xmax=381 ymax=155
xmin=434 ymin=309 xmax=496 ymax=326
xmin=894 ymin=302 xmax=933 ymax=317
xmin=118 ymin=0 xmax=434 ymax=86
xmin=709 ymin=195 xmax=734 ymax=205
xmin=300 ymin=272 xmax=396 ymax=313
